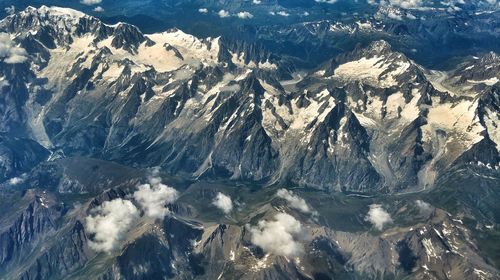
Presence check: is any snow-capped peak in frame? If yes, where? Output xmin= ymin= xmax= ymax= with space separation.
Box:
xmin=19 ymin=5 xmax=90 ymax=24
xmin=35 ymin=5 xmax=87 ymax=19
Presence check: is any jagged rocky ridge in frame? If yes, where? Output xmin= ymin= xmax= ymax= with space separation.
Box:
xmin=0 ymin=6 xmax=498 ymax=194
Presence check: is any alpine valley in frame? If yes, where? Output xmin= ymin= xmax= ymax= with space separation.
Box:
xmin=0 ymin=2 xmax=499 ymax=280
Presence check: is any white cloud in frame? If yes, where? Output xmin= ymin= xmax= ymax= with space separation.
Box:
xmin=218 ymin=10 xmax=230 ymax=18
xmin=368 ymin=0 xmax=442 ymax=9
xmin=198 ymin=8 xmax=208 ymax=13
xmin=0 ymin=33 xmax=28 ymax=64
xmin=415 ymin=200 xmax=433 ymax=216
xmin=133 ymin=175 xmax=179 ymax=220
xmin=248 ymin=213 xmax=307 ymax=257
xmin=276 ymin=189 xmax=316 ymax=216
xmin=315 ymin=0 xmax=339 ymax=4
xmin=4 ymin=5 xmax=15 ymax=15
xmin=368 ymin=0 xmax=500 ymax=10
xmin=0 ymin=77 xmax=9 ymax=88
xmin=7 ymin=176 xmax=24 ymax=185
xmin=277 ymin=11 xmax=290 ymax=17
xmin=85 ymin=199 xmax=139 ymax=252
xmin=93 ymin=6 xmax=104 ymax=12
xmin=253 ymin=0 xmax=262 ymax=4
xmin=388 ymin=0 xmax=425 ymax=9
xmin=237 ymin=11 xmax=254 ymax=19
xmin=212 ymin=192 xmax=233 ymax=214
xmin=365 ymin=204 xmax=392 ymax=230
xmin=81 ymin=0 xmax=102 ymax=5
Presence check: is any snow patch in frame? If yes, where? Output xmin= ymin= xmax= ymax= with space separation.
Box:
xmin=334 ymin=56 xmax=410 ymax=88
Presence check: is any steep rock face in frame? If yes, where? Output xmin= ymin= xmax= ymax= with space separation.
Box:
xmin=475 ymin=88 xmax=500 ymax=159
xmin=309 ymin=209 xmax=499 ymax=280
xmin=19 ymin=221 xmax=91 ymax=280
xmin=393 ymin=212 xmax=498 ymax=280
xmin=304 ymin=42 xmax=437 ymax=191
xmin=191 ymin=222 xmax=313 ymax=280
xmin=205 ymin=75 xmax=280 ymax=181
xmin=451 ymin=52 xmax=500 ymax=85
xmin=314 ymin=41 xmax=498 ymax=191
xmin=424 ymin=52 xmax=500 ymax=173
xmin=0 ymin=62 xmax=32 ymax=136
xmin=8 ymin=203 xmax=204 ymax=280
xmin=0 ymin=190 xmax=65 ymax=275
xmin=0 ymin=135 xmax=49 ymax=183
xmin=97 ymin=218 xmax=205 ymax=280
xmin=286 ymin=102 xmax=380 ymax=192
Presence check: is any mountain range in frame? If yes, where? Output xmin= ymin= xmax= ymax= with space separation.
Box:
xmin=0 ymin=5 xmax=498 ymax=280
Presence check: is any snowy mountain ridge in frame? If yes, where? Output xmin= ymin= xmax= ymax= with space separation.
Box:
xmin=0 ymin=6 xmax=498 ymax=194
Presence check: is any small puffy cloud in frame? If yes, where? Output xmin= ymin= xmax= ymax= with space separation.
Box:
xmin=81 ymin=0 xmax=102 ymax=5
xmin=249 ymin=213 xmax=307 ymax=257
xmin=253 ymin=0 xmax=262 ymax=4
xmin=85 ymin=199 xmax=139 ymax=252
xmin=133 ymin=176 xmax=179 ymax=220
xmin=93 ymin=6 xmax=104 ymax=12
xmin=368 ymin=0 xmax=499 ymax=10
xmin=0 ymin=78 xmax=9 ymax=88
xmin=376 ymin=0 xmax=425 ymax=9
xmin=237 ymin=11 xmax=254 ymax=19
xmin=365 ymin=204 xmax=392 ymax=230
xmin=198 ymin=8 xmax=208 ymax=13
xmin=7 ymin=176 xmax=24 ymax=185
xmin=415 ymin=200 xmax=433 ymax=216
xmin=0 ymin=33 xmax=28 ymax=64
xmin=277 ymin=11 xmax=290 ymax=16
xmin=277 ymin=189 xmax=316 ymax=215
xmin=5 ymin=5 xmax=15 ymax=15
xmin=218 ymin=10 xmax=230 ymax=18
xmin=212 ymin=192 xmax=233 ymax=214
xmin=369 ymin=0 xmax=425 ymax=9
xmin=315 ymin=0 xmax=339 ymax=4
xmin=390 ymin=0 xmax=424 ymax=9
